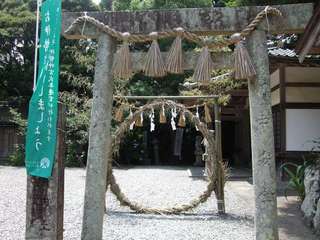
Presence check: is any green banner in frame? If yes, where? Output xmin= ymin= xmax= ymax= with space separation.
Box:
xmin=25 ymin=0 xmax=61 ymax=178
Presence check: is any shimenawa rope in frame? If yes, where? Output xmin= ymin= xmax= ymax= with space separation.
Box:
xmin=106 ymin=100 xmax=226 ymax=214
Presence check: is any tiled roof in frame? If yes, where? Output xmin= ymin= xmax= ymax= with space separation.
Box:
xmin=268 ymin=47 xmax=320 ymax=60
xmin=268 ymin=47 xmax=298 ymax=58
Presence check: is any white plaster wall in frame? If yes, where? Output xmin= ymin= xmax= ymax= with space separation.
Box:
xmin=285 ymin=67 xmax=320 ymax=83
xmin=286 ymin=109 xmax=320 ymax=151
xmin=270 ymin=69 xmax=280 ymax=88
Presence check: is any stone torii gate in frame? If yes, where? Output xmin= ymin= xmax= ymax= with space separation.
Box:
xmin=62 ymin=3 xmax=312 ymax=240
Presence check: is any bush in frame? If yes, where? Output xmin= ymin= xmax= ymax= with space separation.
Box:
xmin=8 ymin=144 xmax=25 ymax=166
xmin=280 ymin=138 xmax=320 ymax=201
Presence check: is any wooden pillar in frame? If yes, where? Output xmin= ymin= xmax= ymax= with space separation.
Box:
xmin=279 ymin=64 xmax=286 ymax=178
xmin=25 ymin=103 xmax=66 ymax=240
xmin=247 ymin=30 xmax=279 ymax=240
xmin=214 ymin=102 xmax=225 ymax=214
xmin=81 ymin=33 xmax=115 ymax=240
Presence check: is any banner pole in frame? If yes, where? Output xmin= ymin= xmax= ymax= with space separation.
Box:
xmin=33 ymin=0 xmax=42 ymax=92
xmin=26 ymin=0 xmax=62 ymax=178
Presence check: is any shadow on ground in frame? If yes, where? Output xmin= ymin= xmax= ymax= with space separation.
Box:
xmin=106 ymin=210 xmax=254 ymax=224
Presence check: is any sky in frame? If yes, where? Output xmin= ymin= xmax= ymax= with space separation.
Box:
xmin=92 ymin=0 xmax=101 ymax=4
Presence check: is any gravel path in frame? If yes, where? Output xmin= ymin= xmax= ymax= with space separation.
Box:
xmin=1 ymin=165 xmax=312 ymax=240
xmin=0 ymin=166 xmax=254 ymax=240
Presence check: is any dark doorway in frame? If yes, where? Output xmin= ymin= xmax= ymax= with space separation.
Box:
xmin=221 ymin=121 xmax=236 ymax=166
xmin=118 ymin=122 xmax=202 ymax=166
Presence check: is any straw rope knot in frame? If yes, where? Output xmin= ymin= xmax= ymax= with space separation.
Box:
xmin=174 ymin=27 xmax=185 ymax=35
xmin=240 ymin=6 xmax=282 ymax=37
xmin=149 ymin=31 xmax=159 ymax=40
xmin=121 ymin=32 xmax=131 ymax=41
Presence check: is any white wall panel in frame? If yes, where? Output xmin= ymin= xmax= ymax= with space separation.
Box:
xmin=286 ymin=109 xmax=320 ymax=151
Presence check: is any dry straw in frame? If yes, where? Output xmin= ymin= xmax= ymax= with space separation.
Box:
xmin=113 ymin=32 xmax=133 ymax=80
xmin=159 ymin=104 xmax=167 ymax=123
xmin=143 ymin=32 xmax=166 ymax=77
xmin=166 ymin=28 xmax=184 ymax=74
xmin=204 ymin=104 xmax=212 ymax=123
xmin=178 ymin=111 xmax=186 ymax=127
xmin=135 ymin=111 xmax=143 ymax=127
xmin=114 ymin=106 xmax=124 ymax=122
xmin=193 ymin=46 xmax=213 ymax=84
xmin=231 ymin=33 xmax=256 ymax=80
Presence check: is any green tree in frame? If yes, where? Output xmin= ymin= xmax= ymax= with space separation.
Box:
xmin=0 ymin=0 xmax=37 ymax=101
xmin=0 ymin=0 xmax=98 ymax=102
xmin=113 ymin=0 xmax=213 ymax=10
xmin=59 ymin=39 xmax=97 ymax=166
xmin=100 ymin=0 xmax=113 ymax=10
xmin=1 ymin=0 xmax=99 ymax=166
xmin=228 ymin=0 xmax=316 ymax=6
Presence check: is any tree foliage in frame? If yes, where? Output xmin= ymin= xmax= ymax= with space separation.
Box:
xmin=1 ymin=0 xmax=98 ymax=166
xmin=234 ymin=0 xmax=317 ymax=6
xmin=0 ymin=0 xmax=37 ymax=101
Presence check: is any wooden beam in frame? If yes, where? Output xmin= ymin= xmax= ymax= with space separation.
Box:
xmin=182 ymin=72 xmax=233 ymax=89
xmin=214 ymin=102 xmax=225 ymax=214
xmin=285 ymin=82 xmax=320 ymax=87
xmin=132 ymin=51 xmax=233 ymax=71
xmin=285 ymin=102 xmax=320 ymax=109
xmin=299 ymin=22 xmax=320 ymax=63
xmin=25 ymin=104 xmax=65 ymax=240
xmin=228 ymin=89 xmax=248 ymax=97
xmin=62 ymin=3 xmax=313 ymax=39
xmin=279 ymin=64 xmax=286 ymax=156
xmin=270 ymin=57 xmax=320 ymax=68
xmin=296 ymin=4 xmax=320 ymax=62
xmin=114 ymin=95 xmax=219 ymax=100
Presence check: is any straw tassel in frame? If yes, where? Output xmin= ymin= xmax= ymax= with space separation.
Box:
xmin=193 ymin=46 xmax=213 ymax=84
xmin=114 ymin=106 xmax=124 ymax=122
xmin=204 ymin=104 xmax=212 ymax=123
xmin=166 ymin=28 xmax=184 ymax=74
xmin=159 ymin=104 xmax=166 ymax=123
xmin=113 ymin=32 xmax=133 ymax=80
xmin=135 ymin=110 xmax=144 ymax=127
xmin=144 ymin=32 xmax=166 ymax=77
xmin=231 ymin=33 xmax=256 ymax=80
xmin=178 ymin=111 xmax=186 ymax=127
